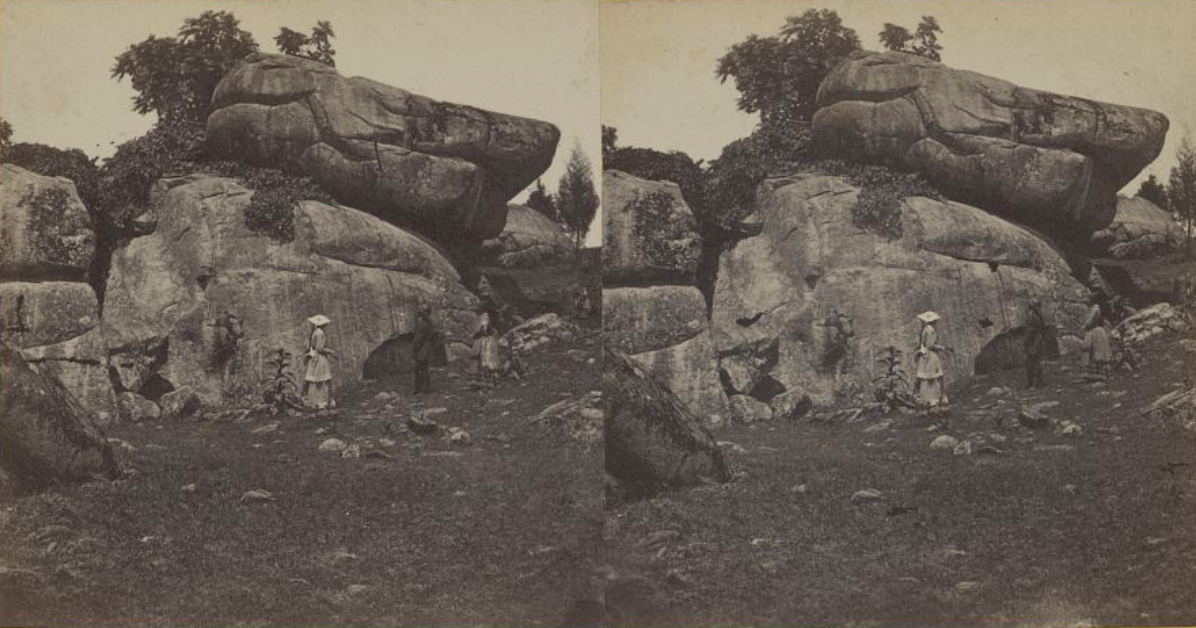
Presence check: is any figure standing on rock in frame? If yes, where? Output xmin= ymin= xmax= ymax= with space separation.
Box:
xmin=913 ymin=311 xmax=949 ymax=413
xmin=303 ymin=315 xmax=336 ymax=409
xmin=412 ymin=306 xmax=436 ymax=395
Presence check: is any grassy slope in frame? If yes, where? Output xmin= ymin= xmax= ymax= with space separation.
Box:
xmin=0 ymin=331 xmax=602 ymax=628
xmin=606 ymin=330 xmax=1196 ymax=628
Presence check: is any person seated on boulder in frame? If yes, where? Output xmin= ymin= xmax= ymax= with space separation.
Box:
xmin=303 ymin=315 xmax=336 ymax=409
xmin=472 ymin=312 xmax=503 ymax=389
xmin=411 ymin=306 xmax=436 ymax=395
xmin=1082 ymin=293 xmax=1114 ymax=380
xmin=913 ymin=311 xmax=949 ymax=414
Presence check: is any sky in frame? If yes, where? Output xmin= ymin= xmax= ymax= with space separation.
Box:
xmin=0 ymin=0 xmax=602 ymax=246
xmin=602 ymin=0 xmax=1196 ymax=195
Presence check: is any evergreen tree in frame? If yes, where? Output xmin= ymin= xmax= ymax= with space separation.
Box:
xmin=556 ymin=144 xmax=599 ymax=252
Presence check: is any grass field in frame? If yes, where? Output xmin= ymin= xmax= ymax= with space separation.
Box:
xmin=0 ymin=330 xmax=603 ymax=628
xmin=604 ymin=330 xmax=1196 ymax=627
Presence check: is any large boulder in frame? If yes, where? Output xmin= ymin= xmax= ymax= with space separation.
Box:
xmin=812 ymin=51 xmax=1169 ymax=242
xmin=602 ymin=170 xmax=701 ymax=286
xmin=0 ymin=342 xmax=118 ymax=491
xmin=0 ymin=164 xmax=95 ymax=280
xmin=20 ymin=329 xmax=116 ymax=414
xmin=481 ymin=204 xmax=573 ymax=268
xmin=206 ymin=53 xmax=560 ymax=247
xmin=604 ymin=286 xmax=729 ymax=427
xmin=603 ymin=347 xmax=730 ymax=496
xmin=101 ymin=174 xmax=479 ymax=405
xmin=711 ymin=174 xmax=1090 ymax=405
xmin=1092 ymin=196 xmax=1182 ymax=259
xmin=0 ymin=282 xmax=99 ymax=347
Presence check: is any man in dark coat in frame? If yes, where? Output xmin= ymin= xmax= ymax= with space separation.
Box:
xmin=411 ymin=307 xmax=435 ymax=395
xmin=1023 ymin=300 xmax=1049 ymax=389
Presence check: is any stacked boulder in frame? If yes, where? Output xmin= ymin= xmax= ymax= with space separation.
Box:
xmin=206 ymin=53 xmax=560 ymax=252
xmin=0 ymin=164 xmax=115 ymax=415
xmin=1092 ymin=196 xmax=1181 ymax=259
xmin=812 ymin=51 xmax=1169 ymax=244
xmin=602 ymin=170 xmax=729 ymax=427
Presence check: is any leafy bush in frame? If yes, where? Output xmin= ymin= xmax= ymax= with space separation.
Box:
xmin=27 ymin=187 xmax=90 ymax=269
xmin=873 ymin=345 xmax=914 ymax=414
xmin=94 ymin=121 xmax=207 ymax=235
xmin=206 ymin=161 xmax=335 ymax=242
xmin=3 ymin=143 xmax=100 ymax=203
xmin=262 ymin=348 xmax=301 ymax=415
xmin=629 ymin=191 xmax=698 ymax=273
xmin=809 ymin=159 xmax=944 ymax=240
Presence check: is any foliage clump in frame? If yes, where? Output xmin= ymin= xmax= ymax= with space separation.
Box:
xmin=810 ymin=160 xmax=944 ymax=240
xmin=629 ymin=191 xmax=698 ymax=272
xmin=27 ymin=187 xmax=90 ymax=269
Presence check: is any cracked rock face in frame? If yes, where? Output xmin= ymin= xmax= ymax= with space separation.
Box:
xmin=206 ymin=53 xmax=560 ymax=248
xmin=0 ymin=164 xmax=95 ymax=281
xmin=711 ymin=174 xmax=1090 ymax=405
xmin=602 ymin=170 xmax=702 ymax=286
xmin=1092 ymin=196 xmax=1181 ymax=259
xmin=603 ymin=286 xmax=728 ymax=427
xmin=481 ymin=205 xmax=573 ymax=268
xmin=812 ymin=51 xmax=1169 ymax=242
xmin=102 ymin=174 xmax=479 ymax=405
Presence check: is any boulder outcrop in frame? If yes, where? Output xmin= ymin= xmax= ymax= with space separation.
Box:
xmin=1092 ymin=196 xmax=1181 ymax=259
xmin=711 ymin=174 xmax=1090 ymax=405
xmin=602 ymin=170 xmax=701 ymax=286
xmin=812 ymin=51 xmax=1169 ymax=241
xmin=603 ymin=347 xmax=730 ymax=496
xmin=481 ymin=204 xmax=573 ymax=267
xmin=0 ymin=342 xmax=118 ymax=491
xmin=604 ymin=286 xmax=729 ymax=426
xmin=0 ymin=164 xmax=95 ymax=280
xmin=206 ymin=53 xmax=560 ymax=247
xmin=101 ymin=174 xmax=479 ymax=406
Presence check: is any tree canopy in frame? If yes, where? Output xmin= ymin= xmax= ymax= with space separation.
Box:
xmin=1137 ymin=173 xmax=1169 ymax=210
xmin=1168 ymin=137 xmax=1196 ymax=258
xmin=275 ymin=21 xmax=337 ymax=66
xmin=879 ymin=16 xmax=943 ymax=61
xmin=525 ymin=179 xmax=557 ymax=221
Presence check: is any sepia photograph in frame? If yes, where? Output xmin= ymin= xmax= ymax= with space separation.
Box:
xmin=0 ymin=0 xmax=603 ymax=626
xmin=601 ymin=0 xmax=1196 ymax=626
xmin=3 ymin=0 xmax=1196 ymax=627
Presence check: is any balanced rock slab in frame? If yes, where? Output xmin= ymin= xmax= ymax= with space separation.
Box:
xmin=102 ymin=174 xmax=479 ymax=405
xmin=206 ymin=53 xmax=560 ymax=246
xmin=812 ymin=51 xmax=1169 ymax=240
xmin=0 ymin=342 xmax=118 ymax=491
xmin=711 ymin=174 xmax=1090 ymax=405
xmin=603 ymin=347 xmax=730 ymax=495
xmin=604 ymin=286 xmax=729 ymax=427
xmin=1092 ymin=196 xmax=1181 ymax=259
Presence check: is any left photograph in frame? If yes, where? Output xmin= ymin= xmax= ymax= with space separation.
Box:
xmin=0 ymin=0 xmax=603 ymax=625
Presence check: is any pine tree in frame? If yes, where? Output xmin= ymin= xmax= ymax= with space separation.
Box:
xmin=556 ymin=144 xmax=599 ymax=253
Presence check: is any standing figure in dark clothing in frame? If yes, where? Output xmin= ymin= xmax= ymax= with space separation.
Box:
xmin=1023 ymin=300 xmax=1049 ymax=389
xmin=411 ymin=307 xmax=435 ymax=395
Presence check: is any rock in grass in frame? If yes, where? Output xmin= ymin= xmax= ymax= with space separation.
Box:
xmin=728 ymin=395 xmax=773 ymax=424
xmin=318 ymin=438 xmax=348 ymax=454
xmin=930 ymin=435 xmax=961 ymax=451
xmin=851 ymin=488 xmax=883 ymax=503
xmin=1018 ymin=408 xmax=1051 ymax=430
xmin=407 ymin=415 xmax=440 ymax=435
xmin=341 ymin=444 xmax=361 ymax=459
xmin=240 ymin=489 xmax=274 ymax=503
xmin=158 ymin=386 xmax=201 ymax=421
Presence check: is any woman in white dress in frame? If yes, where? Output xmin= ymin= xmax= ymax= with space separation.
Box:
xmin=303 ymin=315 xmax=335 ymax=409
xmin=914 ymin=311 xmax=949 ymax=412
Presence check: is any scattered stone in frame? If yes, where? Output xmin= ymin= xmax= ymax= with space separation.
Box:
xmin=446 ymin=427 xmax=471 ymax=446
xmin=1018 ymin=408 xmax=1051 ymax=430
xmin=240 ymin=489 xmax=274 ymax=503
xmin=986 ymin=387 xmax=1009 ymax=397
xmin=116 ymin=392 xmax=161 ymax=423
xmin=341 ymin=444 xmax=361 ymax=459
xmin=1062 ymin=484 xmax=1078 ymax=495
xmin=107 ymin=438 xmax=137 ymax=453
xmin=318 ymin=438 xmax=348 ymax=454
xmin=373 ymin=391 xmax=394 ymax=404
xmin=976 ymin=445 xmax=1004 ymax=456
xmin=930 ymin=435 xmax=960 ymax=451
xmin=792 ymin=484 xmax=809 ymax=495
xmin=407 ymin=415 xmax=440 ymax=435
xmin=728 ymin=395 xmax=773 ymax=424
xmin=181 ymin=483 xmax=197 ymax=493
xmin=956 ymin=581 xmax=980 ymax=592
xmin=1058 ymin=421 xmax=1083 ymax=437
xmin=378 ymin=437 xmax=397 ymax=448
xmin=1116 ymin=303 xmax=1192 ymax=345
xmin=953 ymin=440 xmax=973 ymax=456
xmin=851 ymin=488 xmax=883 ymax=503
xmin=251 ymin=422 xmax=280 ymax=435
xmin=865 ymin=420 xmax=893 ymax=433
xmin=770 ymin=390 xmax=813 ymax=421
xmin=158 ymin=386 xmax=201 ymax=421
xmin=717 ymin=441 xmax=748 ymax=454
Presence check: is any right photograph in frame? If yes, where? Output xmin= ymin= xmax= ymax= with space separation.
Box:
xmin=599 ymin=0 xmax=1196 ymax=626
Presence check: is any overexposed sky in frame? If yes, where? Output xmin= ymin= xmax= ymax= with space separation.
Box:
xmin=602 ymin=0 xmax=1196 ymax=193
xmin=0 ymin=0 xmax=602 ymax=245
